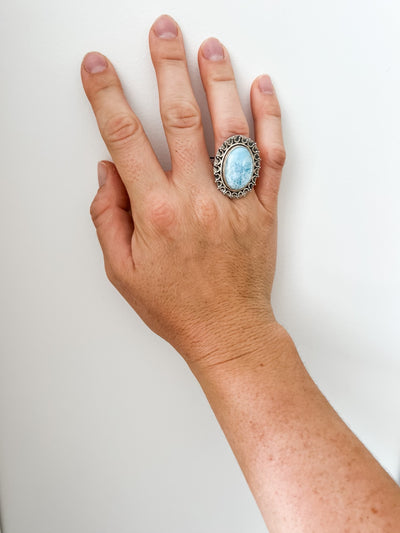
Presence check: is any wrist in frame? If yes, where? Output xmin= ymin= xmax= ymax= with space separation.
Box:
xmin=173 ymin=305 xmax=297 ymax=378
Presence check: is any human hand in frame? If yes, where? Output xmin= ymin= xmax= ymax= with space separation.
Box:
xmin=81 ymin=14 xmax=286 ymax=367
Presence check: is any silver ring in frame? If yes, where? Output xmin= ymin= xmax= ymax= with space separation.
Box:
xmin=212 ymin=135 xmax=261 ymax=198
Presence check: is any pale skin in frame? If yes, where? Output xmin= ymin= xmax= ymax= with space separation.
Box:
xmin=81 ymin=14 xmax=400 ymax=532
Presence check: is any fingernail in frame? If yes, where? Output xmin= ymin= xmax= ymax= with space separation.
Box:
xmin=202 ymin=38 xmax=224 ymax=61
xmin=97 ymin=161 xmax=107 ymax=187
xmin=153 ymin=15 xmax=178 ymax=39
xmin=258 ymin=74 xmax=274 ymax=94
xmin=83 ymin=52 xmax=107 ymax=74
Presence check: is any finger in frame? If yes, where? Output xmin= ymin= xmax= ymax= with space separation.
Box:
xmin=81 ymin=52 xmax=167 ymax=208
xmin=149 ymin=15 xmax=212 ymax=184
xmin=198 ymin=38 xmax=249 ymax=154
xmin=90 ymin=160 xmax=135 ymax=287
xmin=250 ymin=75 xmax=286 ymax=211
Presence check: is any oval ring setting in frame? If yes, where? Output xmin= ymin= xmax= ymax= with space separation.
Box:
xmin=213 ymin=135 xmax=261 ymax=198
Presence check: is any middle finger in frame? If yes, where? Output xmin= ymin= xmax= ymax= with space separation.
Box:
xmin=149 ymin=15 xmax=212 ymax=186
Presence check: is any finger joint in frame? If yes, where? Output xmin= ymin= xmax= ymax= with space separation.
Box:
xmin=266 ymin=143 xmax=286 ymax=170
xmin=103 ymin=112 xmax=141 ymax=149
xmin=162 ymin=100 xmax=202 ymax=132
xmin=90 ymin=194 xmax=111 ymax=228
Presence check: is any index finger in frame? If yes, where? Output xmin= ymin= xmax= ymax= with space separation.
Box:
xmin=81 ymin=51 xmax=168 ymax=206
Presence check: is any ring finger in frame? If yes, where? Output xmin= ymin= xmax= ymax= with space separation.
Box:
xmin=198 ymin=38 xmax=249 ymax=154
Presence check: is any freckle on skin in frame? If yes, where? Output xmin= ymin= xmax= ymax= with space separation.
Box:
xmin=371 ymin=507 xmax=378 ymax=514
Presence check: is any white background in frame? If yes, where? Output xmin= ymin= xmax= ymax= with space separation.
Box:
xmin=1 ymin=0 xmax=400 ymax=532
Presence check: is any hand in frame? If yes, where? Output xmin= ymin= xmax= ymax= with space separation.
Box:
xmin=81 ymin=17 xmax=400 ymax=531
xmin=81 ymin=14 xmax=286 ymax=366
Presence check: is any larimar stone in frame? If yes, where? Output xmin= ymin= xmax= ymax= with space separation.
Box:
xmin=223 ymin=145 xmax=253 ymax=190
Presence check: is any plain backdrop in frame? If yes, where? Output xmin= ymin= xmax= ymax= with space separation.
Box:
xmin=1 ymin=0 xmax=400 ymax=532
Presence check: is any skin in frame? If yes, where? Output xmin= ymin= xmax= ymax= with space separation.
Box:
xmin=80 ymin=14 xmax=400 ymax=532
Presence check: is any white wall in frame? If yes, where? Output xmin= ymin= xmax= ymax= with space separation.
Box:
xmin=1 ymin=0 xmax=400 ymax=532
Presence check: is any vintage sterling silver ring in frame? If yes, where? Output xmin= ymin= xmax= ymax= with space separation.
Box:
xmin=212 ymin=135 xmax=261 ymax=198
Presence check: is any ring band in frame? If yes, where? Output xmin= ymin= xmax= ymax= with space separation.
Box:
xmin=213 ymin=135 xmax=261 ymax=198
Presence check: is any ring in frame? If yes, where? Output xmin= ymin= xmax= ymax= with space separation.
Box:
xmin=212 ymin=135 xmax=261 ymax=198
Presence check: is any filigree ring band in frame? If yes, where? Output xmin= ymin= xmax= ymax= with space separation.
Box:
xmin=212 ymin=135 xmax=261 ymax=198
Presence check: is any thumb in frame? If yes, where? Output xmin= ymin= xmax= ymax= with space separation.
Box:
xmin=90 ymin=160 xmax=135 ymax=286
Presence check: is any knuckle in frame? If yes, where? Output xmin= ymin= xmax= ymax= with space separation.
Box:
xmin=192 ymin=195 xmax=220 ymax=229
xmin=146 ymin=195 xmax=176 ymax=233
xmin=209 ymin=72 xmax=235 ymax=84
xmin=261 ymin=202 xmax=276 ymax=227
xmin=265 ymin=102 xmax=282 ymax=119
xmin=105 ymin=258 xmax=132 ymax=289
xmin=266 ymin=143 xmax=286 ymax=170
xmin=156 ymin=55 xmax=186 ymax=66
xmin=90 ymin=193 xmax=110 ymax=227
xmin=162 ymin=100 xmax=202 ymax=131
xmin=105 ymin=263 xmax=128 ymax=290
xmin=103 ymin=112 xmax=141 ymax=148
xmin=230 ymin=202 xmax=252 ymax=236
xmin=104 ymin=262 xmax=118 ymax=285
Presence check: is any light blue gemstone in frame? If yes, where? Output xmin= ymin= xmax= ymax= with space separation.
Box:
xmin=223 ymin=145 xmax=253 ymax=190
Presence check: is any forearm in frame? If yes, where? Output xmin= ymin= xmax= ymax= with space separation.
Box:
xmin=186 ymin=319 xmax=400 ymax=532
